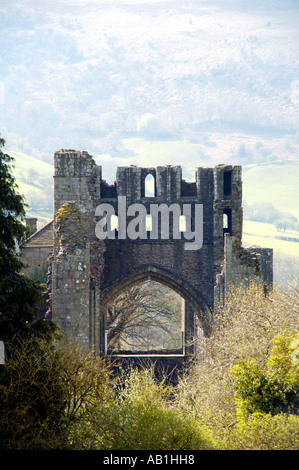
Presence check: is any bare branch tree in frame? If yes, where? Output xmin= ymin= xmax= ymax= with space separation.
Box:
xmin=106 ymin=281 xmax=183 ymax=353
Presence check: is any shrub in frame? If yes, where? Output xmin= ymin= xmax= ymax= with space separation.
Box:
xmin=228 ymin=412 xmax=299 ymax=450
xmin=68 ymin=367 xmax=214 ymax=450
xmin=230 ymin=332 xmax=299 ymax=419
xmin=0 ymin=337 xmax=113 ymax=449
xmin=174 ymin=282 xmax=299 ymax=449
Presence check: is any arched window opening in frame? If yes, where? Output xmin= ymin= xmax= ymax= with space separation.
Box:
xmin=144 ymin=173 xmax=155 ymax=197
xmin=223 ymin=208 xmax=232 ymax=236
xmin=105 ymin=281 xmax=184 ymax=355
xmin=223 ymin=213 xmax=228 ymax=229
xmin=146 ymin=214 xmax=152 ymax=231
xmin=179 ymin=215 xmax=186 ymax=232
xmin=111 ymin=214 xmax=118 ymax=232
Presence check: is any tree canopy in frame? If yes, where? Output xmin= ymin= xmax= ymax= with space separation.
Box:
xmin=0 ymin=136 xmax=27 ymax=275
xmin=0 ymin=136 xmax=54 ymax=347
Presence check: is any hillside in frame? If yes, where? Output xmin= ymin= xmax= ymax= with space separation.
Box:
xmin=242 ymin=220 xmax=299 ymax=285
xmin=8 ymin=149 xmax=53 ymax=226
xmin=0 ymin=0 xmax=298 ymax=161
xmin=242 ymin=161 xmax=299 ymax=221
xmin=1 ymin=0 xmax=298 ymax=282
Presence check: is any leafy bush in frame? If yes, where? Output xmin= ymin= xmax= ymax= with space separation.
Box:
xmin=0 ymin=337 xmax=113 ymax=449
xmin=174 ymin=282 xmax=299 ymax=450
xmin=228 ymin=412 xmax=299 ymax=450
xmin=68 ymin=367 xmax=214 ymax=450
xmin=231 ymin=332 xmax=299 ymax=419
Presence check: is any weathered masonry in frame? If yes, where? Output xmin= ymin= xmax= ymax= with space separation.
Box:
xmin=47 ymin=149 xmax=273 ymax=357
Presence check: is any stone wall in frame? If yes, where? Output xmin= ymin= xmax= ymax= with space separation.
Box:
xmin=22 ymin=246 xmax=49 ymax=279
xmin=52 ymin=150 xmax=100 ymax=349
xmin=47 ymin=150 xmax=273 ymax=355
xmin=215 ymin=234 xmax=273 ymax=305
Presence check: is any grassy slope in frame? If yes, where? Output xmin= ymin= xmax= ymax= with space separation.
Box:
xmin=8 ymin=148 xmax=53 ymax=226
xmin=243 ymin=220 xmax=299 ymax=284
xmin=242 ymin=161 xmax=299 ymax=221
xmin=243 ymin=220 xmax=299 ymax=256
xmin=9 ymin=149 xmax=53 ymax=177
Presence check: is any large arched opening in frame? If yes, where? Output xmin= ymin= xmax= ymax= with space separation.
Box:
xmin=99 ymin=266 xmax=212 ymax=358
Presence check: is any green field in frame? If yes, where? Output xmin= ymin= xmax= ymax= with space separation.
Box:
xmin=243 ymin=220 xmax=299 ymax=285
xmin=242 ymin=162 xmax=299 ymax=221
xmin=8 ymin=148 xmax=53 ymax=226
xmin=243 ymin=220 xmax=299 ymax=256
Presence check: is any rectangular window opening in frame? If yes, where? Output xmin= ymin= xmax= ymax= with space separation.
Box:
xmin=223 ymin=170 xmax=232 ymax=196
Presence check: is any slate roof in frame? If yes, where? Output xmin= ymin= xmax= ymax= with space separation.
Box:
xmin=26 ymin=220 xmax=54 ymax=247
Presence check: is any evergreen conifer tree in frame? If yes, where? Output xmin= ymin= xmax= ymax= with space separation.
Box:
xmin=0 ymin=136 xmax=54 ymax=347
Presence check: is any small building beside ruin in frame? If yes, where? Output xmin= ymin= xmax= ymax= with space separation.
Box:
xmin=22 ymin=219 xmax=53 ymax=282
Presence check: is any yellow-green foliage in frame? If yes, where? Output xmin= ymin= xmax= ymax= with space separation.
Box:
xmin=68 ymin=367 xmax=214 ymax=450
xmin=228 ymin=412 xmax=299 ymax=450
xmin=230 ymin=332 xmax=299 ymax=419
xmin=1 ymin=281 xmax=298 ymax=450
xmin=0 ymin=338 xmax=113 ymax=450
xmin=174 ymin=282 xmax=299 ymax=450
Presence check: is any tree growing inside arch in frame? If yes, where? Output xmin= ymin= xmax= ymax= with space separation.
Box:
xmin=106 ymin=281 xmax=183 ymax=354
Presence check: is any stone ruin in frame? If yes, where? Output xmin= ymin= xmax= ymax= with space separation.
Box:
xmin=23 ymin=149 xmax=273 ymax=371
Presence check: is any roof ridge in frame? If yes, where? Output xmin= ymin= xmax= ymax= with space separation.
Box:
xmin=28 ymin=219 xmax=54 ymax=241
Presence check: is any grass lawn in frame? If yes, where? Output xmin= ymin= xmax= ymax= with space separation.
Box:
xmin=243 ymin=220 xmax=299 ymax=257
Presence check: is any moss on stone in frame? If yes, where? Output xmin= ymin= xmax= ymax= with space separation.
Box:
xmin=55 ymin=201 xmax=88 ymax=251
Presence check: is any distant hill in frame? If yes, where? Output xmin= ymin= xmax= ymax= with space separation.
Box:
xmin=1 ymin=0 xmax=298 ymax=278
xmin=242 ymin=161 xmax=299 ymax=221
xmin=8 ymin=148 xmax=53 ymax=226
xmin=0 ymin=0 xmax=298 ymax=160
xmin=243 ymin=220 xmax=299 ymax=285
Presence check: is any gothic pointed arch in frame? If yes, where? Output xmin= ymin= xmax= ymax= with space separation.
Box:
xmin=99 ymin=264 xmax=212 ymax=336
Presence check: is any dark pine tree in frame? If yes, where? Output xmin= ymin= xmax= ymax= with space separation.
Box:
xmin=0 ymin=136 xmax=56 ymax=348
